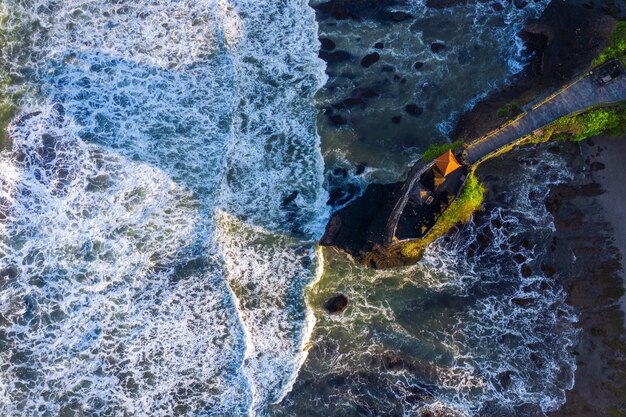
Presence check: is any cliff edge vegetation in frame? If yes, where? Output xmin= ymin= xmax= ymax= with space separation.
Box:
xmin=593 ymin=21 xmax=626 ymax=66
xmin=529 ymin=101 xmax=626 ymax=144
xmin=398 ymin=172 xmax=485 ymax=259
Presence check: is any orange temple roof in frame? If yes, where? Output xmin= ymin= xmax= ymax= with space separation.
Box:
xmin=434 ymin=150 xmax=461 ymax=177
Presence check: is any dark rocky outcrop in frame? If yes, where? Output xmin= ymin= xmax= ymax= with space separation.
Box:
xmin=451 ymin=1 xmax=619 ymax=142
xmin=319 ymin=37 xmax=336 ymax=51
xmin=321 ymin=182 xmax=400 ymax=258
xmin=360 ymin=52 xmax=380 ymax=68
xmin=404 ymin=103 xmax=424 ymax=117
xmin=312 ymin=0 xmax=399 ymax=20
xmin=319 ymin=50 xmax=351 ymax=64
xmin=425 ymin=0 xmax=466 ymax=8
xmin=430 ymin=42 xmax=447 ymax=54
xmin=324 ymin=294 xmax=349 ymax=313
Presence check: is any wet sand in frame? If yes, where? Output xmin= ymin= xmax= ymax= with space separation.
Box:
xmin=583 ymin=136 xmax=626 ymax=319
xmin=544 ymin=139 xmax=626 ymax=417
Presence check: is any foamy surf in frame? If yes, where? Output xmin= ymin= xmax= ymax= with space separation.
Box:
xmin=275 ymin=149 xmax=577 ymax=416
xmin=0 ymin=1 xmax=326 ymax=415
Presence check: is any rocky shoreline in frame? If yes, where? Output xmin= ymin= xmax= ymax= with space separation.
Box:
xmin=319 ymin=0 xmax=622 ymax=268
xmin=318 ymin=1 xmax=626 ymax=414
xmin=436 ymin=2 xmax=626 ymax=415
xmin=544 ymin=139 xmax=626 ymax=417
xmin=451 ymin=0 xmax=619 ymax=142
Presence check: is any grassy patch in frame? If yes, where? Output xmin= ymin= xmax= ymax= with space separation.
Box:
xmin=421 ymin=140 xmax=464 ymax=162
xmin=593 ymin=21 xmax=626 ymax=67
xmin=496 ymin=101 xmax=520 ymax=120
xmin=540 ymin=102 xmax=626 ymax=143
xmin=607 ymin=407 xmax=626 ymax=417
xmin=400 ymin=172 xmax=485 ymax=258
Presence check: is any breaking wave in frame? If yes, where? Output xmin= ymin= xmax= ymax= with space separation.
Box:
xmin=0 ymin=1 xmax=326 ymax=415
xmin=275 ymin=149 xmax=577 ymax=416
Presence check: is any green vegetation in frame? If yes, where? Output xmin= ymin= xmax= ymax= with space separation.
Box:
xmin=593 ymin=21 xmax=626 ymax=67
xmin=399 ymin=172 xmax=485 ymax=259
xmin=421 ymin=140 xmax=463 ymax=161
xmin=496 ymin=101 xmax=520 ymax=120
xmin=607 ymin=407 xmax=626 ymax=417
xmin=539 ymin=102 xmax=626 ymax=143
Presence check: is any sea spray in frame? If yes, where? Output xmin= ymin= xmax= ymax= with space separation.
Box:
xmin=273 ymin=147 xmax=577 ymax=416
xmin=0 ymin=0 xmax=327 ymax=415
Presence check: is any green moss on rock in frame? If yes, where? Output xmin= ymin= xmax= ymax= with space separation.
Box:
xmin=358 ymin=172 xmax=485 ymax=268
xmin=593 ymin=21 xmax=626 ymax=67
xmin=534 ymin=102 xmax=626 ymax=144
xmin=421 ymin=140 xmax=464 ymax=162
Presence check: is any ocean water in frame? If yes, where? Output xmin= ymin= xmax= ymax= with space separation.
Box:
xmin=273 ymin=147 xmax=577 ymax=416
xmin=314 ymin=0 xmax=551 ymax=183
xmin=0 ymin=1 xmax=578 ymax=416
xmin=0 ymin=1 xmax=326 ymax=415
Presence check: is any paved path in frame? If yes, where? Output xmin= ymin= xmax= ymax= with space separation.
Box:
xmin=384 ymin=67 xmax=626 ymax=244
xmin=464 ymin=73 xmax=626 ymax=164
xmin=383 ymin=159 xmax=430 ymax=245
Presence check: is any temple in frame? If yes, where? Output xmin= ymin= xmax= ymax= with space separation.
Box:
xmin=395 ymin=150 xmax=467 ymax=240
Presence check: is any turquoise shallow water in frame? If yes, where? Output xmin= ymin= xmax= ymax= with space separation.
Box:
xmin=0 ymin=1 xmax=577 ymax=416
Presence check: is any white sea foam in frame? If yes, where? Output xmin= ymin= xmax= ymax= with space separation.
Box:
xmin=0 ymin=1 xmax=326 ymax=415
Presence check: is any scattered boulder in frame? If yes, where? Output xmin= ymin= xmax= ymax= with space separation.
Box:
xmin=589 ymin=161 xmax=605 ymax=171
xmin=513 ymin=253 xmax=527 ymax=264
xmin=404 ymin=103 xmax=424 ymax=117
xmin=330 ymin=114 xmax=347 ymax=126
xmin=540 ymin=263 xmax=556 ymax=277
xmin=514 ymin=0 xmax=528 ymax=9
xmin=324 ymin=294 xmax=349 ymax=313
xmin=319 ymin=50 xmax=351 ymax=64
xmin=430 ymin=42 xmax=447 ymax=53
xmin=361 ymin=52 xmax=380 ymax=68
xmin=281 ymin=190 xmax=299 ymax=207
xmin=496 ymin=370 xmax=515 ymax=389
xmin=355 ymin=163 xmax=367 ymax=175
xmin=319 ymin=37 xmax=336 ymax=51
xmin=530 ymin=352 xmax=544 ymax=368
xmin=425 ymin=0 xmax=466 ymax=8
xmin=374 ymin=42 xmax=384 ymax=49
xmin=381 ymin=11 xmax=414 ymax=22
xmin=414 ymin=61 xmax=424 ymax=70
xmin=512 ymin=297 xmax=534 ymax=307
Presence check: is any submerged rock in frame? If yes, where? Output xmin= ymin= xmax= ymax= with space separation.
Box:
xmin=319 ymin=50 xmax=351 ymax=64
xmin=319 ymin=37 xmax=336 ymax=51
xmin=330 ymin=114 xmax=347 ymax=126
xmin=405 ymin=103 xmax=424 ymax=117
xmin=430 ymin=42 xmax=447 ymax=54
xmin=324 ymin=294 xmax=349 ymax=313
xmin=360 ymin=52 xmax=380 ymax=68
xmin=425 ymin=0 xmax=466 ymax=8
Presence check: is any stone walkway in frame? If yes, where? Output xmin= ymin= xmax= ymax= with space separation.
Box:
xmin=463 ymin=72 xmax=626 ymax=164
xmin=385 ymin=64 xmax=626 ymax=244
